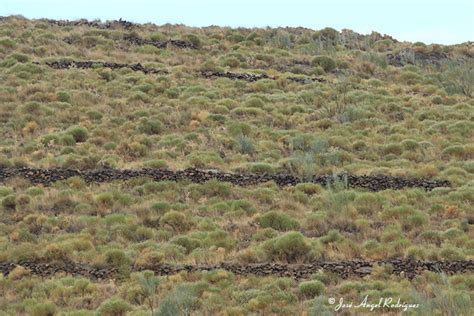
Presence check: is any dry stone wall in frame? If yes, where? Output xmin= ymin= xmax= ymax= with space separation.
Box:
xmin=0 ymin=167 xmax=451 ymax=191
xmin=1 ymin=259 xmax=471 ymax=280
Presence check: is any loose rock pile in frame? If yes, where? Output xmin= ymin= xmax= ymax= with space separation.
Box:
xmin=41 ymin=18 xmax=136 ymax=29
xmin=0 ymin=167 xmax=451 ymax=191
xmin=44 ymin=60 xmax=167 ymax=75
xmin=125 ymin=35 xmax=198 ymax=49
xmin=1 ymin=259 xmax=471 ymax=280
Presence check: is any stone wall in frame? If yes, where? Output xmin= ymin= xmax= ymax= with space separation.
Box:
xmin=0 ymin=167 xmax=451 ymax=191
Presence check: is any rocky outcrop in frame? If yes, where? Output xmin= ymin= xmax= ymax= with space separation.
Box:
xmin=43 ymin=60 xmax=167 ymax=74
xmin=1 ymin=259 xmax=472 ymax=280
xmin=0 ymin=167 xmax=451 ymax=191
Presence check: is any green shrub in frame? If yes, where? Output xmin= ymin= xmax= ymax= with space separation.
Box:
xmin=405 ymin=212 xmax=428 ymax=229
xmin=406 ymin=246 xmax=427 ymax=260
xmin=26 ymin=302 xmax=57 ymax=316
xmin=66 ymin=126 xmax=89 ymax=142
xmin=314 ymin=27 xmax=339 ymax=41
xmin=320 ymin=229 xmax=343 ymax=244
xmin=0 ymin=38 xmax=16 ymax=49
xmin=233 ymin=134 xmax=255 ymax=155
xmin=439 ymin=247 xmax=465 ymax=260
xmin=263 ymin=232 xmax=313 ymax=262
xmin=200 ymin=180 xmax=231 ymax=198
xmin=188 ymin=151 xmax=224 ymax=168
xmin=150 ymin=201 xmax=171 ymax=214
xmin=10 ymin=53 xmax=29 ymax=63
xmin=381 ymin=225 xmax=404 ymax=243
xmin=248 ymin=163 xmax=274 ymax=174
xmin=257 ymin=211 xmax=300 ymax=231
xmin=401 ymin=139 xmax=419 ymax=151
xmin=103 ymin=142 xmax=117 ymax=150
xmin=56 ymin=91 xmax=71 ymax=103
xmin=400 ymin=71 xmax=421 ymax=85
xmin=442 ymin=145 xmax=465 ymax=158
xmin=299 ymin=280 xmax=325 ymax=298
xmin=95 ymin=192 xmax=114 ymax=208
xmin=1 ymin=194 xmax=16 ymax=210
xmin=185 ymin=34 xmax=202 ymax=48
xmin=420 ymin=230 xmax=442 ymax=245
xmin=295 ymin=183 xmax=321 ymax=195
xmin=138 ymin=118 xmax=163 ymax=135
xmin=60 ymin=133 xmax=76 ymax=146
xmin=87 ymin=110 xmax=103 ymax=121
xmin=227 ymin=122 xmax=251 ymax=136
xmin=160 ymin=211 xmax=191 ymax=232
xmin=245 ymin=97 xmax=265 ymax=108
xmin=311 ymin=56 xmax=336 ymax=72
xmin=26 ymin=187 xmax=44 ymax=196
xmin=0 ymin=186 xmax=14 ymax=197
xmin=97 ymin=298 xmax=132 ymax=316
xmin=144 ymin=159 xmax=168 ymax=169
xmin=21 ymin=101 xmax=42 ymax=114
xmin=353 ymin=193 xmax=384 ymax=215
xmin=171 ymin=236 xmax=201 ymax=254
xmin=135 ymin=271 xmax=161 ymax=314
xmin=253 ymin=228 xmax=279 ymax=241
xmin=439 ymin=62 xmax=473 ymax=97
xmin=383 ymin=143 xmax=403 ymax=155
xmin=222 ymin=57 xmax=240 ymax=68
xmin=104 ymin=249 xmax=131 ymax=268
xmin=156 ymin=283 xmax=198 ymax=316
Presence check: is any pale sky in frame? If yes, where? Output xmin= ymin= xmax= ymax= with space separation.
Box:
xmin=1 ymin=0 xmax=473 ymax=45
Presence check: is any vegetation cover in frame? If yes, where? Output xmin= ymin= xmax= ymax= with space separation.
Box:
xmin=0 ymin=16 xmax=473 ymax=315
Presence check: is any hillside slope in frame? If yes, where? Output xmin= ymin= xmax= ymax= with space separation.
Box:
xmin=0 ymin=16 xmax=473 ymax=315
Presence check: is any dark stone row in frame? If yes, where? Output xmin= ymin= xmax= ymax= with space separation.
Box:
xmin=0 ymin=260 xmax=115 ymax=280
xmin=41 ymin=18 xmax=136 ymax=29
xmin=0 ymin=167 xmax=451 ymax=191
xmin=1 ymin=259 xmax=472 ymax=280
xmin=141 ymin=259 xmax=474 ymax=280
xmin=0 ymin=17 xmax=135 ymax=29
xmin=387 ymin=48 xmax=449 ymax=66
xmin=43 ymin=60 xmax=167 ymax=75
xmin=286 ymin=76 xmax=326 ymax=84
xmin=201 ymin=70 xmax=326 ymax=84
xmin=43 ymin=60 xmax=325 ymax=84
xmin=124 ymin=34 xmax=198 ymax=49
xmin=201 ymin=70 xmax=273 ymax=82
